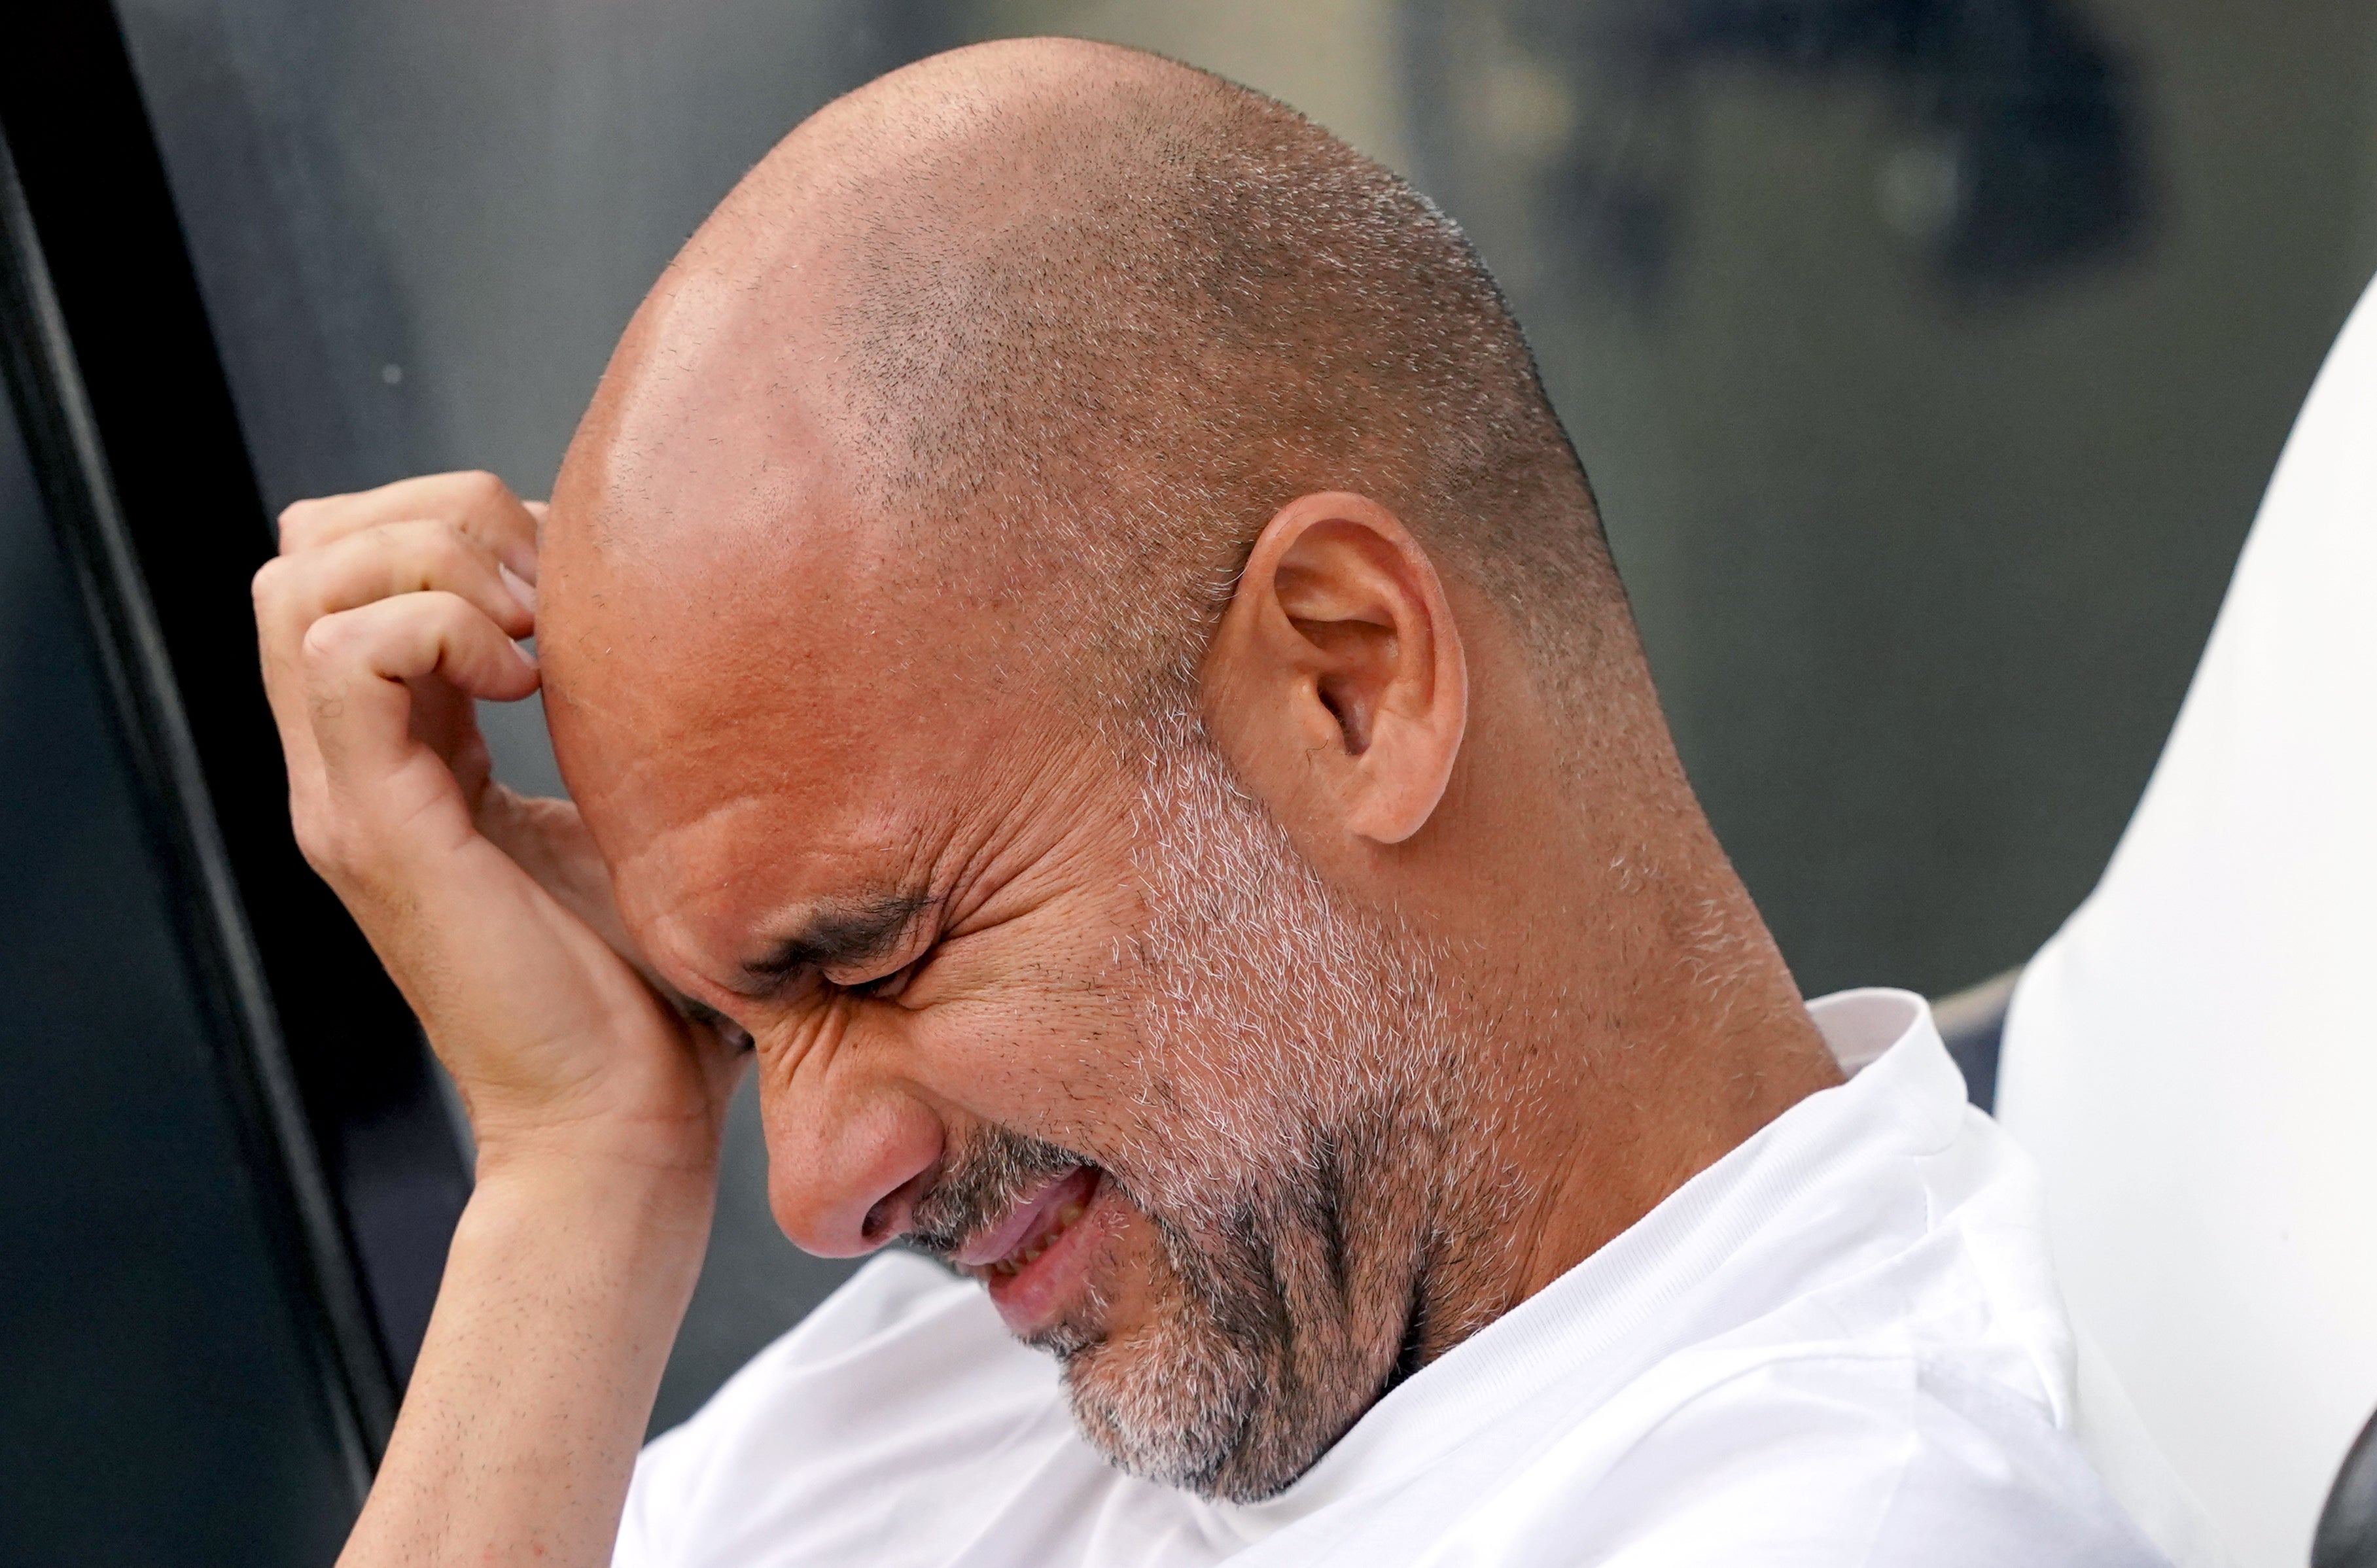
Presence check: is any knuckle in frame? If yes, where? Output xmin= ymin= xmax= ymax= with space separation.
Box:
xmin=428 ymin=587 xmax=477 ymax=627
xmin=277 ymin=497 xmax=330 ymax=552
xmin=425 ymin=523 xmax=483 ymax=578
xmin=300 ymin=612 xmax=358 ymax=667
xmin=287 ymin=795 xmax=345 ymax=874
xmin=289 ymin=814 xmax=332 ymax=873
xmin=459 ymin=469 xmax=513 ymax=508
xmin=294 ymin=816 xmax=366 ymax=882
xmin=380 ymin=517 xmax=464 ymax=578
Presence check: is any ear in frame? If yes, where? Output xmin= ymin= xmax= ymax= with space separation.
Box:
xmin=1202 ymin=492 xmax=1468 ymax=846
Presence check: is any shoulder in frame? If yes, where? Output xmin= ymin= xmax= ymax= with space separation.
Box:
xmin=1456 ymin=1351 xmax=2168 ymax=1567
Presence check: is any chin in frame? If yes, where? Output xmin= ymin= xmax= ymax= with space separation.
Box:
xmin=1049 ymin=1255 xmax=1375 ymax=1505
xmin=1058 ymin=1322 xmax=1278 ymax=1500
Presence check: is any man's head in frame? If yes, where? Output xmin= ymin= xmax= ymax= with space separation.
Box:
xmin=537 ymin=37 xmax=1810 ymax=1503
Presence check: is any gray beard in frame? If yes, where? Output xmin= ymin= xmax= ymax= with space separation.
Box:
xmin=1055 ymin=712 xmax=1527 ymax=1501
xmin=903 ymin=710 xmax=1530 ymax=1502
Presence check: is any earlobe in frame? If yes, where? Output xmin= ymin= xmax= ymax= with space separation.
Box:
xmin=1203 ymin=492 xmax=1468 ymax=848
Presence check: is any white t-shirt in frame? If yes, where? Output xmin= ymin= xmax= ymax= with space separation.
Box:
xmin=618 ymin=989 xmax=2162 ymax=1566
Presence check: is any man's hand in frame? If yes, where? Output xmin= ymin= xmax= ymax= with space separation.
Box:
xmin=253 ymin=471 xmax=730 ymax=1567
xmin=254 ymin=469 xmax=737 ymax=1173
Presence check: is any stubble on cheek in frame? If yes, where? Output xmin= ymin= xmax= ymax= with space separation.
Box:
xmin=966 ymin=708 xmax=1528 ymax=1503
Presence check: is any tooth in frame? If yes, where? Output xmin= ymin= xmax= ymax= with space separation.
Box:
xmin=1057 ymin=1202 xmax=1083 ymax=1226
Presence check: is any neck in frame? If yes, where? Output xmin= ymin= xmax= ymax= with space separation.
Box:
xmin=1403 ymin=717 xmax=1840 ymax=1363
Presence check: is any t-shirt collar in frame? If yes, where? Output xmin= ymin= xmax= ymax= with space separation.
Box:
xmin=1197 ymin=988 xmax=1953 ymax=1538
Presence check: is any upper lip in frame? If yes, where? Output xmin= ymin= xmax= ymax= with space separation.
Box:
xmin=950 ymin=1168 xmax=1086 ymax=1268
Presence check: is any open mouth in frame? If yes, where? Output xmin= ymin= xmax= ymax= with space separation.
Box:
xmin=954 ymin=1164 xmax=1108 ymax=1332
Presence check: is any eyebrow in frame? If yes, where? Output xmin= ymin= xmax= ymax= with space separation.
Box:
xmin=738 ymin=887 xmax=936 ymax=993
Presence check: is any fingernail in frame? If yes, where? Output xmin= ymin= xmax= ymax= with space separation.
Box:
xmin=499 ymin=561 xmax=539 ymax=617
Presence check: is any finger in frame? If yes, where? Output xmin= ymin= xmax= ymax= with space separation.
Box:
xmin=302 ymin=592 xmax=540 ymax=785
xmin=277 ymin=470 xmax=539 ymax=579
xmin=254 ymin=520 xmax=536 ymax=782
xmin=258 ymin=517 xmax=535 ymax=657
xmin=289 ymin=594 xmax=536 ymax=884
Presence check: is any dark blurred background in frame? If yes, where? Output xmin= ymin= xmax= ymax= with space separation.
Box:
xmin=3 ymin=1 xmax=2372 ymax=1561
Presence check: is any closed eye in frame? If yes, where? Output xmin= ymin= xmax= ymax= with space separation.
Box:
xmin=681 ymin=998 xmax=756 ymax=1053
xmin=847 ymin=953 xmax=926 ymax=1002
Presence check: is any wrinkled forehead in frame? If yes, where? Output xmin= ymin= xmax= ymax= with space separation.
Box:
xmin=529 ymin=190 xmax=1111 ymax=950
xmin=535 ymin=226 xmax=921 ymax=797
xmin=533 ymin=445 xmax=1109 ymax=986
xmin=542 ymin=571 xmax=1053 ymax=975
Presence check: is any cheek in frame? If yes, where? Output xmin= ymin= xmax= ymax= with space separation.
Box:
xmin=902 ymin=953 xmax=1149 ymax=1151
xmin=1094 ymin=953 xmax=1350 ymax=1218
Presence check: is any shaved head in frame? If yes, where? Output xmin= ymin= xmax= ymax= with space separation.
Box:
xmin=586 ymin=37 xmax=1623 ymax=729
xmin=533 ymin=35 xmax=1772 ymax=1508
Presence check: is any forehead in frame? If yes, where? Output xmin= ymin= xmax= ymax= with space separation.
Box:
xmin=537 ymin=452 xmax=1100 ymax=994
xmin=531 ymin=209 xmax=1109 ymax=970
xmin=543 ymin=568 xmax=1097 ymax=983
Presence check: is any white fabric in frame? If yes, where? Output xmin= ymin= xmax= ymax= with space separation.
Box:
xmin=1998 ymin=271 xmax=2377 ymax=1568
xmin=619 ymin=990 xmax=2158 ymax=1566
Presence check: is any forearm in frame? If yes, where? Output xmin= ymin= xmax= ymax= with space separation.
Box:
xmin=338 ymin=1155 xmax=713 ymax=1568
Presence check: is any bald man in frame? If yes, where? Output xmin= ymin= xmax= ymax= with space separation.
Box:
xmin=253 ymin=39 xmax=2162 ymax=1568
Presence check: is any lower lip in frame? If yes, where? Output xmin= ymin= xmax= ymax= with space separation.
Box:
xmin=983 ymin=1166 xmax=1110 ymax=1336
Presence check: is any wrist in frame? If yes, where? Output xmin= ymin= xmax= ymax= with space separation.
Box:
xmin=461 ymin=1071 xmax=730 ymax=1189
xmin=457 ymin=1145 xmax=717 ymax=1302
xmin=353 ymin=1121 xmax=716 ymax=1568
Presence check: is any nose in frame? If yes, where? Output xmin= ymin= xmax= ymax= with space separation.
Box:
xmin=757 ymin=1066 xmax=943 ymax=1257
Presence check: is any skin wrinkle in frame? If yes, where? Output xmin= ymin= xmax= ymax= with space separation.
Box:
xmin=534 ymin=36 xmax=1843 ymax=1515
xmin=1036 ymin=705 xmax=1534 ymax=1497
xmin=847 ymin=691 xmax=1526 ymax=1501
xmin=739 ymin=888 xmax=937 ymax=992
